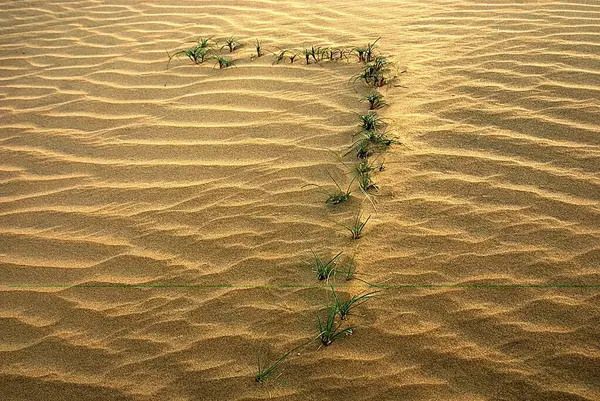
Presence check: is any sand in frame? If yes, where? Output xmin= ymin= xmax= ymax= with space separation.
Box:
xmin=1 ymin=0 xmax=599 ymax=400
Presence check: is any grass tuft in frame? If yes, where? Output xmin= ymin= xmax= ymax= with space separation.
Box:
xmin=212 ymin=55 xmax=234 ymax=69
xmin=255 ymin=39 xmax=263 ymax=57
xmin=358 ymin=112 xmax=383 ymax=132
xmin=362 ymin=91 xmax=387 ymax=110
xmin=306 ymin=250 xmax=342 ymax=281
xmin=344 ymin=212 xmax=371 ymax=239
xmin=331 ymin=286 xmax=379 ymax=320
xmin=256 ymin=336 xmax=319 ymax=383
xmin=318 ymin=303 xmax=353 ymax=346
xmin=222 ymin=36 xmax=241 ymax=52
xmin=273 ymin=49 xmax=288 ymax=64
xmin=302 ymin=172 xmax=354 ymax=205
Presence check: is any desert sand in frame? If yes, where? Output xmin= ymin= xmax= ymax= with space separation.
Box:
xmin=1 ymin=0 xmax=599 ymax=400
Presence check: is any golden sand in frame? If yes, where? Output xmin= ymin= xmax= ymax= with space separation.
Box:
xmin=1 ymin=0 xmax=599 ymax=400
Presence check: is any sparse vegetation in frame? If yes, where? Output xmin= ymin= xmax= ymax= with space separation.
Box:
xmin=212 ymin=55 xmax=234 ymax=69
xmin=167 ymin=37 xmax=214 ymax=68
xmin=255 ymin=39 xmax=263 ymax=57
xmin=332 ymin=286 xmax=379 ymax=320
xmin=363 ymin=91 xmax=387 ymax=110
xmin=222 ymin=36 xmax=241 ymax=52
xmin=273 ymin=49 xmax=288 ymax=64
xmin=318 ymin=303 xmax=353 ymax=346
xmin=164 ymin=34 xmax=401 ymax=380
xmin=306 ymin=250 xmax=342 ymax=281
xmin=302 ymin=172 xmax=354 ymax=205
xmin=344 ymin=212 xmax=371 ymax=239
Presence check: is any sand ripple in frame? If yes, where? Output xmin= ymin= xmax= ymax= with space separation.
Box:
xmin=1 ymin=0 xmax=599 ymax=400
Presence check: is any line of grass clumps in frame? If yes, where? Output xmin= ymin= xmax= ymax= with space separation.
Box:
xmin=166 ymin=34 xmax=400 ymax=384
xmin=167 ymin=36 xmax=406 ymax=71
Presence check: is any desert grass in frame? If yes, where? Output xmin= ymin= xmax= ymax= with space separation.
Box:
xmin=255 ymin=39 xmax=263 ymax=57
xmin=306 ymin=250 xmax=343 ymax=281
xmin=212 ymin=55 xmax=234 ymax=69
xmin=353 ymin=37 xmax=380 ymax=63
xmin=345 ymin=138 xmax=373 ymax=160
xmin=344 ymin=211 xmax=371 ymax=239
xmin=302 ymin=172 xmax=354 ymax=205
xmin=357 ymin=170 xmax=379 ymax=194
xmin=255 ymin=336 xmax=320 ymax=383
xmin=357 ymin=112 xmax=384 ymax=132
xmin=362 ymin=91 xmax=387 ymax=110
xmin=331 ymin=286 xmax=379 ymax=320
xmin=318 ymin=303 xmax=353 ymax=346
xmin=273 ymin=49 xmax=288 ymax=64
xmin=222 ymin=36 xmax=241 ymax=52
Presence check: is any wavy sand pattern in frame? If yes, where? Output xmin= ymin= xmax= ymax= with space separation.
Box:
xmin=1 ymin=0 xmax=599 ymax=400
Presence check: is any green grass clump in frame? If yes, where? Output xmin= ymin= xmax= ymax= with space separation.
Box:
xmin=358 ymin=112 xmax=383 ymax=132
xmin=222 ymin=36 xmax=241 ymax=52
xmin=303 ymin=172 xmax=354 ymax=205
xmin=273 ymin=49 xmax=288 ymax=64
xmin=307 ymin=251 xmax=342 ymax=281
xmin=318 ymin=303 xmax=353 ymax=346
xmin=255 ymin=39 xmax=263 ymax=57
xmin=352 ymin=54 xmax=393 ymax=87
xmin=345 ymin=138 xmax=373 ymax=160
xmin=167 ymin=36 xmax=214 ymax=68
xmin=357 ymin=170 xmax=379 ymax=194
xmin=332 ymin=287 xmax=379 ymax=320
xmin=344 ymin=212 xmax=371 ymax=239
xmin=212 ymin=55 xmax=234 ymax=69
xmin=354 ymin=37 xmax=380 ymax=63
xmin=363 ymin=91 xmax=387 ymax=110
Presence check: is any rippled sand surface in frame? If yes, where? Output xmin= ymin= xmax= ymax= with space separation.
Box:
xmin=1 ymin=1 xmax=599 ymax=400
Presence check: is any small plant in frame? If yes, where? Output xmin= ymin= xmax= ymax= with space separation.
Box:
xmin=318 ymin=303 xmax=353 ymax=346
xmin=273 ymin=49 xmax=288 ymax=64
xmin=358 ymin=112 xmax=383 ymax=132
xmin=356 ymin=170 xmax=379 ymax=193
xmin=222 ymin=36 xmax=241 ymax=52
xmin=355 ymin=158 xmax=375 ymax=175
xmin=310 ymin=46 xmax=319 ymax=62
xmin=364 ymin=37 xmax=380 ymax=63
xmin=256 ymin=349 xmax=292 ymax=383
xmin=198 ymin=36 xmax=213 ymax=49
xmin=289 ymin=52 xmax=299 ymax=63
xmin=255 ymin=39 xmax=263 ymax=57
xmin=343 ymin=254 xmax=356 ymax=281
xmin=344 ymin=211 xmax=371 ymax=239
xmin=332 ymin=286 xmax=379 ymax=320
xmin=302 ymin=172 xmax=354 ymax=205
xmin=255 ymin=336 xmax=319 ymax=383
xmin=304 ymin=48 xmax=310 ymax=64
xmin=362 ymin=91 xmax=386 ymax=110
xmin=353 ymin=46 xmax=367 ymax=63
xmin=212 ymin=55 xmax=234 ymax=69
xmin=338 ymin=48 xmax=351 ymax=61
xmin=345 ymin=138 xmax=373 ymax=160
xmin=306 ymin=250 xmax=342 ymax=281
xmin=167 ymin=37 xmax=214 ymax=68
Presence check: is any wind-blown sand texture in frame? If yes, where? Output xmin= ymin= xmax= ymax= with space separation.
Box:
xmin=1 ymin=0 xmax=599 ymax=400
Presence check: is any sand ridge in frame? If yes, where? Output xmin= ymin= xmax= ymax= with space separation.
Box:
xmin=1 ymin=0 xmax=600 ymax=400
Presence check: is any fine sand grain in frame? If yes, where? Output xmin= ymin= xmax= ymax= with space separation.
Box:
xmin=1 ymin=1 xmax=599 ymax=400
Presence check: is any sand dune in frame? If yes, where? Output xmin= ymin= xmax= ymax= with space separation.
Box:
xmin=1 ymin=0 xmax=599 ymax=400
